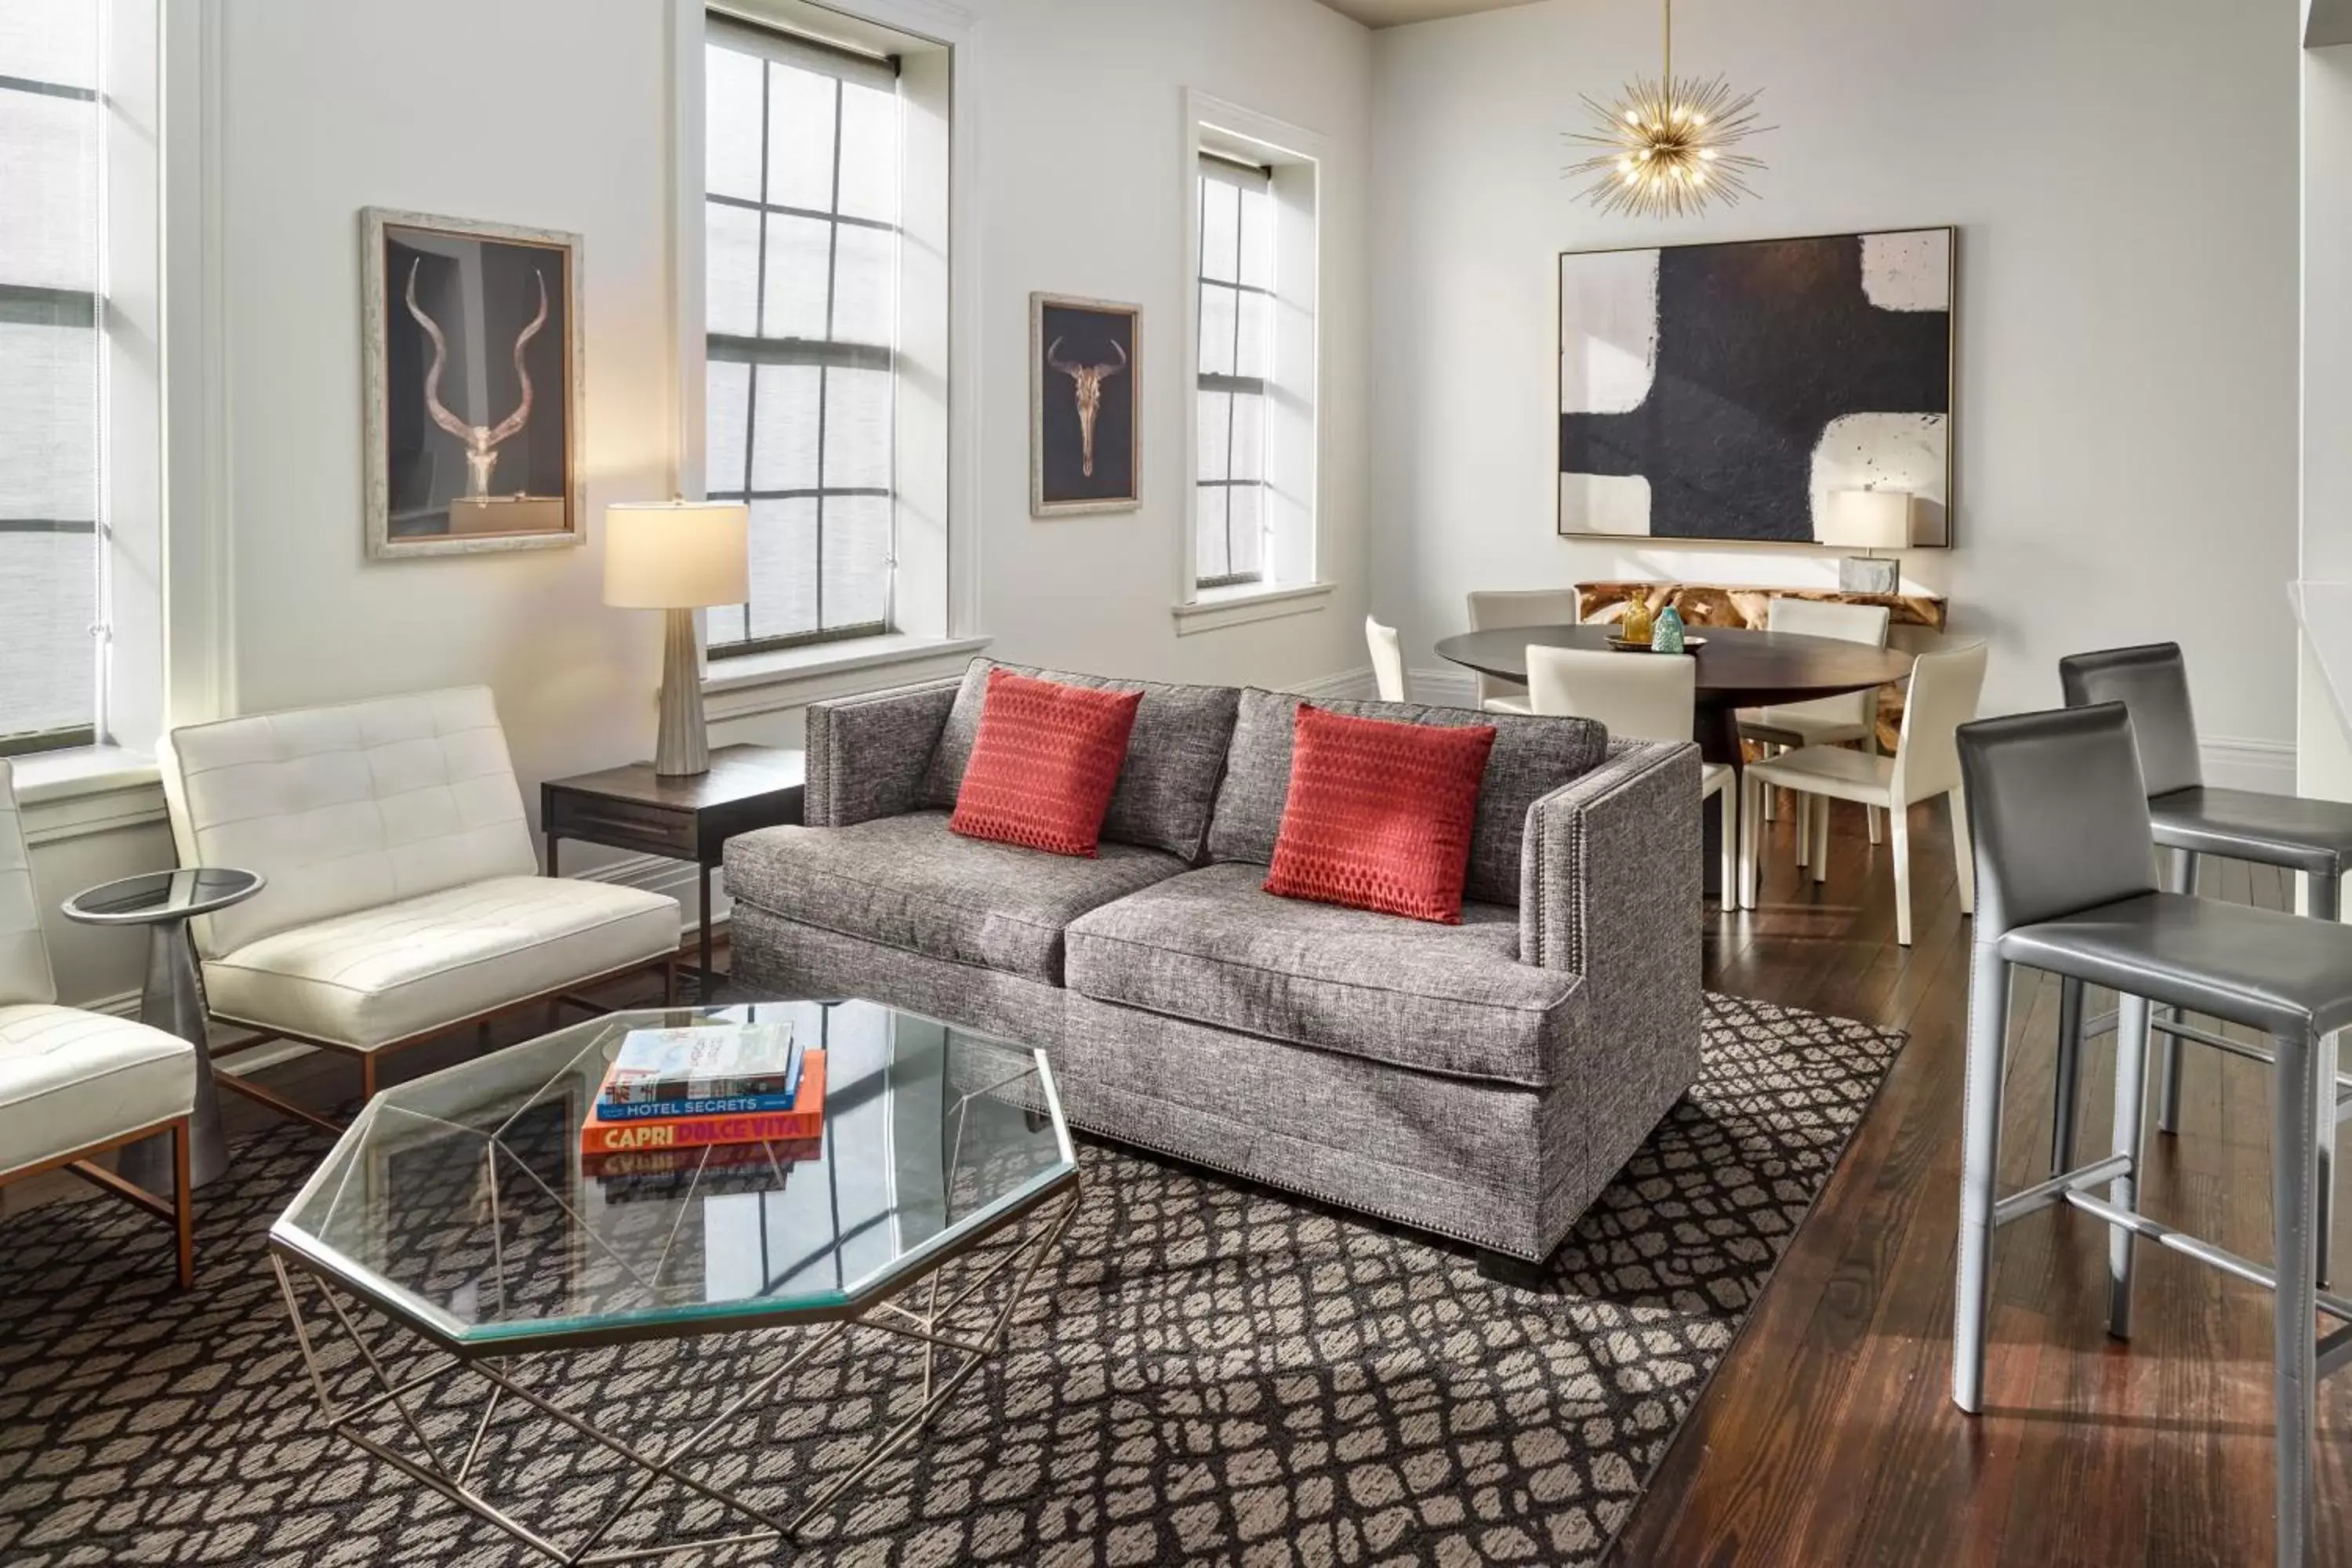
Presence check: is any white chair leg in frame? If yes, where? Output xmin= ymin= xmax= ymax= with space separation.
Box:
xmin=1739 ymin=771 xmax=1761 ymax=910
xmin=1950 ymin=787 xmax=1975 ymax=916
xmin=1794 ymin=789 xmax=1809 ymax=867
xmin=1715 ymin=789 xmax=1737 ymax=915
xmin=1891 ymin=806 xmax=1914 ymax=946
xmin=1865 ymin=731 xmax=1885 ymax=845
xmin=1810 ymin=793 xmax=1830 ymax=884
xmin=1762 ymin=746 xmax=1779 ymax=823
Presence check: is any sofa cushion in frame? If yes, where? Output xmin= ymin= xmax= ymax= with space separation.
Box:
xmin=949 ymin=670 xmax=1142 ymax=858
xmin=918 ymin=659 xmax=1240 ymax=862
xmin=1264 ymin=704 xmax=1496 ymax=924
xmin=202 ymin=876 xmax=681 ymax=1051
xmin=1206 ymin=689 xmax=1610 ymax=906
xmin=724 ymin=811 xmax=1188 ymax=985
xmin=1063 ymin=864 xmax=1581 ymax=1087
xmin=0 ymin=1005 xmax=195 ymax=1178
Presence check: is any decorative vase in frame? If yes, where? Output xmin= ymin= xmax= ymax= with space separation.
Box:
xmin=1651 ymin=604 xmax=1686 ymax=654
xmin=1621 ymin=598 xmax=1655 ymax=647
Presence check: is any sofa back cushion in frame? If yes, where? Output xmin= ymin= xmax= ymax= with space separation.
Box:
xmin=920 ymin=659 xmax=1240 ymax=862
xmin=1207 ymin=689 xmax=1610 ymax=906
xmin=161 ymin=687 xmax=539 ymax=958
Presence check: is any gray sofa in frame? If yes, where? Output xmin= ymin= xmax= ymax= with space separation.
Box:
xmin=723 ymin=659 xmax=1703 ymax=1275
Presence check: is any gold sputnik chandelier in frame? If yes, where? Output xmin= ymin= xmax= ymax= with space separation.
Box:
xmin=1565 ymin=0 xmax=1769 ymax=220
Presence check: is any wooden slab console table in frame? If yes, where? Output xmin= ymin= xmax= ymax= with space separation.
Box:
xmin=1575 ymin=581 xmax=1947 ymax=751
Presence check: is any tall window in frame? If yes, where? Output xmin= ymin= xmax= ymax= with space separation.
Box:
xmin=703 ymin=16 xmax=899 ymax=655
xmin=1194 ymin=156 xmax=1275 ymax=590
xmin=0 ymin=3 xmax=101 ymax=752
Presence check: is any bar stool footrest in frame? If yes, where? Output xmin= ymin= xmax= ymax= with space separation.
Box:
xmin=1994 ymin=1155 xmax=2132 ymax=1228
xmin=2059 ymin=1188 xmax=2352 ymax=1331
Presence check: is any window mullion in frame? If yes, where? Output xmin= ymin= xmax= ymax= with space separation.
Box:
xmin=814 ymin=78 xmax=847 ymax=636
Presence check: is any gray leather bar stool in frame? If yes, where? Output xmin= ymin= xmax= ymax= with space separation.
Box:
xmin=1953 ymin=704 xmax=2352 ymax=1568
xmin=2058 ymin=642 xmax=2352 ymax=1283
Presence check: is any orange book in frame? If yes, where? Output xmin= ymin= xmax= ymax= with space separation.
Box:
xmin=580 ymin=1137 xmax=822 ymax=1181
xmin=579 ymin=1050 xmax=826 ymax=1156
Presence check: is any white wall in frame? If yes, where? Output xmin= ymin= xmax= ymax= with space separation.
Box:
xmin=1369 ymin=0 xmax=2301 ymax=762
xmin=206 ymin=0 xmax=1369 ymax=779
xmin=34 ymin=0 xmax=1374 ymax=1008
xmin=2300 ymin=44 xmax=2352 ymax=800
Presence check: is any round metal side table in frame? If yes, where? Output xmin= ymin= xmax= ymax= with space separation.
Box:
xmin=63 ymin=866 xmax=265 ymax=1194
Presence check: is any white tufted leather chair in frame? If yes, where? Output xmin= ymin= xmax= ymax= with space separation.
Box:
xmin=158 ymin=688 xmax=681 ymax=1113
xmin=0 ymin=759 xmax=198 ymax=1286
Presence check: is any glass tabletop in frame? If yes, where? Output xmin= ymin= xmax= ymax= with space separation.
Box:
xmin=62 ymin=866 xmax=264 ymax=924
xmin=270 ymin=1002 xmax=1075 ymax=1350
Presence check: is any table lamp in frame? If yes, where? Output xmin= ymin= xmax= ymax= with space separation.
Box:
xmin=1820 ymin=489 xmax=1911 ymax=595
xmin=604 ymin=499 xmax=750 ymax=777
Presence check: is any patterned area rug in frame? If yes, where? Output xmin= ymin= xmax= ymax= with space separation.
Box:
xmin=0 ymin=993 xmax=1900 ymax=1567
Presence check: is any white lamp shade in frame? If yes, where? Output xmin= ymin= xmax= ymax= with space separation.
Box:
xmin=1818 ymin=489 xmax=1913 ymax=550
xmin=603 ymin=501 xmax=751 ymax=608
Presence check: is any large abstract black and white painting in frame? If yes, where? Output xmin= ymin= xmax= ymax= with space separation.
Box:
xmin=1558 ymin=227 xmax=1954 ymax=547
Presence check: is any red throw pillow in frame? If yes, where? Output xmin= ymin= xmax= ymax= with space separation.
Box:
xmin=1264 ymin=704 xmax=1497 ymax=924
xmin=949 ymin=669 xmax=1144 ymax=858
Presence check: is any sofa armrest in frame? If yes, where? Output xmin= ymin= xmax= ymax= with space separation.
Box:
xmin=1521 ymin=738 xmax=1703 ymax=976
xmin=1519 ymin=736 xmax=1706 ymax=1243
xmin=804 ymin=676 xmax=964 ymax=827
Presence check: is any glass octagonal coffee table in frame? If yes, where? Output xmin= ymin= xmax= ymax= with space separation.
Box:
xmin=268 ymin=1000 xmax=1079 ymax=1566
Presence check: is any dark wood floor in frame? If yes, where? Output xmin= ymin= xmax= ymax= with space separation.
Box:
xmin=1616 ymin=795 xmax=2350 ymax=1567
xmin=9 ymin=801 xmax=2343 ymax=1564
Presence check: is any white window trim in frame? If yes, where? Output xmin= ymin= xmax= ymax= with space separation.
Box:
xmin=669 ymin=0 xmax=982 ymax=709
xmin=1174 ymin=89 xmax=1328 ymax=631
xmin=1171 ymin=578 xmax=1337 ymax=637
xmin=701 ymin=630 xmax=990 ymax=722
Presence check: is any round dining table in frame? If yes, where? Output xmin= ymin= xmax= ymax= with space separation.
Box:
xmin=1433 ymin=622 xmax=1916 ymax=766
xmin=1434 ymin=623 xmax=1916 ymax=898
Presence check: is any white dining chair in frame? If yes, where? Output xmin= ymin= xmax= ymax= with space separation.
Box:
xmin=1366 ymin=616 xmax=1410 ymax=702
xmin=1528 ymin=645 xmax=1737 ymax=913
xmin=1467 ymin=589 xmax=1582 ymax=714
xmin=1738 ymin=598 xmax=1895 ymax=855
xmin=1740 ymin=641 xmax=1987 ymax=946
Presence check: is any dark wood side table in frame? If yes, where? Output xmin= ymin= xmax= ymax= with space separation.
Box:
xmin=541 ymin=745 xmax=805 ymax=995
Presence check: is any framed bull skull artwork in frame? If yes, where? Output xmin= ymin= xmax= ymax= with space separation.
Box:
xmin=1031 ymin=293 xmax=1140 ymax=517
xmin=361 ymin=208 xmax=584 ymax=558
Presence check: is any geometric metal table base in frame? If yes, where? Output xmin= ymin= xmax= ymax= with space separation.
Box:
xmin=269 ymin=1186 xmax=1080 ymax=1566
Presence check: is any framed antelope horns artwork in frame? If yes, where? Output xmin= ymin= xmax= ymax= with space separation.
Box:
xmin=361 ymin=208 xmax=585 ymax=558
xmin=1031 ymin=293 xmax=1141 ymax=517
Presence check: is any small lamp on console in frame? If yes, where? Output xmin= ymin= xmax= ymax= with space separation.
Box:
xmin=604 ymin=499 xmax=750 ymax=777
xmin=1820 ymin=488 xmax=1911 ymax=596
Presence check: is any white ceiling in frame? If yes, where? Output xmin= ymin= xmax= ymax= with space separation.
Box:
xmin=2314 ymin=0 xmax=2352 ymax=47
xmin=1317 ymin=0 xmax=1548 ymax=29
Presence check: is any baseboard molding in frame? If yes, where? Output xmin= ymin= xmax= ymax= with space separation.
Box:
xmin=1286 ymin=666 xmax=1381 ymax=701
xmin=1408 ymin=668 xmax=1482 ymax=709
xmin=79 ymin=988 xmax=301 ymax=1076
xmin=571 ymin=852 xmax=728 ymax=940
xmin=2201 ymin=737 xmax=2296 ymax=796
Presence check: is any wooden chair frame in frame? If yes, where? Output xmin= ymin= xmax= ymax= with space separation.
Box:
xmin=206 ymin=953 xmax=680 ymax=1134
xmin=3 ymin=1115 xmax=195 ymax=1288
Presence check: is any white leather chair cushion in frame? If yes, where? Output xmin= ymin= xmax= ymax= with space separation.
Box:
xmin=201 ymin=876 xmax=680 ymax=1050
xmin=0 ymin=760 xmax=58 ymax=1007
xmin=1737 ymin=703 xmax=1874 ymax=746
xmin=0 ymin=1005 xmax=195 ymax=1178
xmin=162 ymin=688 xmax=539 ymax=959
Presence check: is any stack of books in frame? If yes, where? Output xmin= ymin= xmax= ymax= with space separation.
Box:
xmin=579 ymin=1022 xmax=826 ymax=1196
